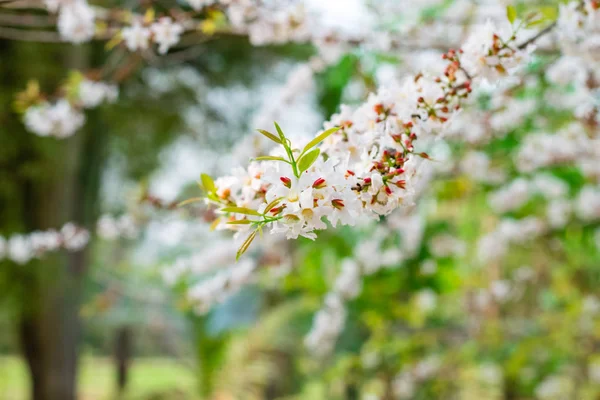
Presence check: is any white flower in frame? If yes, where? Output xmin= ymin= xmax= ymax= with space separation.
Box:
xmin=547 ymin=199 xmax=572 ymax=229
xmin=429 ymin=234 xmax=465 ymax=258
xmin=151 ymin=17 xmax=184 ymax=54
xmin=420 ymin=259 xmax=437 ymax=275
xmin=478 ymin=232 xmax=508 ymax=263
xmin=333 ymin=259 xmax=362 ymax=299
xmin=78 ymin=80 xmax=119 ymax=108
xmin=535 ymin=375 xmax=574 ymax=400
xmin=415 ymin=289 xmax=437 ymax=313
xmin=305 ymin=293 xmax=347 ymax=355
xmin=60 ymin=223 xmax=89 ymax=251
xmin=546 ymin=56 xmax=588 ymax=86
xmin=490 ymin=280 xmax=511 ymax=302
xmin=575 ymin=185 xmax=600 ymax=221
xmin=122 ymin=21 xmax=151 ymax=52
xmin=24 ymin=100 xmax=85 ymax=138
xmin=532 ymin=174 xmax=569 ymax=199
xmin=186 ymin=0 xmax=216 ymax=11
xmin=8 ymin=235 xmax=33 ymax=264
xmin=589 ymin=361 xmax=600 ymax=384
xmin=489 ymin=178 xmax=532 ymax=214
xmin=393 ymin=372 xmax=415 ymax=399
xmin=24 ymin=103 xmax=53 ymax=137
xmin=57 ymin=2 xmax=95 ymax=44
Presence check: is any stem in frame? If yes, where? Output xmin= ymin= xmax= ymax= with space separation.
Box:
xmin=517 ymin=21 xmax=557 ymax=50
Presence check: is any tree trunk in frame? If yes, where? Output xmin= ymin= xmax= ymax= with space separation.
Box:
xmin=9 ymin=41 xmax=104 ymax=399
xmin=114 ymin=326 xmax=133 ymax=394
xmin=19 ymin=252 xmax=84 ymax=400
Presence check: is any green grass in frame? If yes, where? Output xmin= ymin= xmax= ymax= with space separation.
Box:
xmin=0 ymin=356 xmax=199 ymax=400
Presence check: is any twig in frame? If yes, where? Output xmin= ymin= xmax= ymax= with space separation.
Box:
xmin=0 ymin=25 xmax=62 ymax=42
xmin=517 ymin=21 xmax=557 ymax=50
xmin=0 ymin=12 xmax=55 ymax=27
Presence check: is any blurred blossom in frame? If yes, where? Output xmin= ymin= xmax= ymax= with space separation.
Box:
xmin=415 ymin=289 xmax=437 ymax=313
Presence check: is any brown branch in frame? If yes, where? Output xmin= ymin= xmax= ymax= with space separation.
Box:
xmin=517 ymin=21 xmax=557 ymax=50
xmin=0 ymin=12 xmax=54 ymax=27
xmin=0 ymin=25 xmax=62 ymax=42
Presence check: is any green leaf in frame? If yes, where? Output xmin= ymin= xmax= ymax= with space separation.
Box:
xmin=506 ymin=5 xmax=517 ymax=24
xmin=256 ymin=129 xmax=282 ymax=144
xmin=227 ymin=219 xmax=252 ymax=225
xmin=209 ymin=218 xmax=221 ymax=231
xmin=253 ymin=156 xmax=290 ymax=163
xmin=177 ymin=197 xmax=204 ymax=207
xmin=220 ymin=206 xmax=262 ymax=216
xmin=200 ymin=173 xmax=216 ymax=193
xmin=297 ymin=148 xmax=321 ymax=174
xmin=539 ymin=6 xmax=557 ymax=21
xmin=301 ymin=127 xmax=340 ymax=156
xmin=274 ymin=122 xmax=287 ymax=144
xmin=237 ymin=230 xmax=257 ymax=260
xmin=526 ymin=18 xmax=546 ymax=28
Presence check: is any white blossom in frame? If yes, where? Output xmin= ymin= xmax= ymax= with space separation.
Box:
xmin=151 ymin=17 xmax=184 ymax=54
xmin=24 ymin=100 xmax=85 ymax=138
xmin=78 ymin=79 xmax=118 ymax=108
xmin=122 ymin=21 xmax=151 ymax=52
xmin=57 ymin=2 xmax=95 ymax=44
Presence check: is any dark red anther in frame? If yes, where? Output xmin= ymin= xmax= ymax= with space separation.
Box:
xmin=331 ymin=199 xmax=345 ymax=209
xmin=312 ymin=178 xmax=326 ymax=189
xmin=280 ymin=177 xmax=292 ymax=188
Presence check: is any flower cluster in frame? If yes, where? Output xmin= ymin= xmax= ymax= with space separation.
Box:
xmin=0 ymin=223 xmax=89 ymax=265
xmin=96 ymin=214 xmax=139 ymax=241
xmin=516 ymin=123 xmax=600 ymax=178
xmin=393 ymin=356 xmax=443 ymax=399
xmin=186 ymin=258 xmax=257 ymax=314
xmin=21 ymin=77 xmax=118 ymax=139
xmin=185 ymin=0 xmax=312 ymax=46
xmin=162 ymin=233 xmax=291 ymax=314
xmin=44 ymin=0 xmax=96 ymax=43
xmin=24 ymin=100 xmax=85 ymax=139
xmin=121 ymin=17 xmax=185 ymax=54
xmin=547 ymin=1 xmax=600 ymax=124
xmin=304 ymin=209 xmax=469 ymax=356
xmin=197 ymin=19 xmax=532 ymax=258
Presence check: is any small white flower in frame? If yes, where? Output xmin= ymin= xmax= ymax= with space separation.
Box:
xmin=151 ymin=17 xmax=184 ymax=54
xmin=78 ymin=80 xmax=119 ymax=108
xmin=57 ymin=2 xmax=95 ymax=44
xmin=415 ymin=289 xmax=437 ymax=313
xmin=122 ymin=21 xmax=151 ymax=52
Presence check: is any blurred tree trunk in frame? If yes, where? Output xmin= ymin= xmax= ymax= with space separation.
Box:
xmin=114 ymin=326 xmax=133 ymax=394
xmin=19 ymin=251 xmax=85 ymax=400
xmin=2 ymin=40 xmax=105 ymax=400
